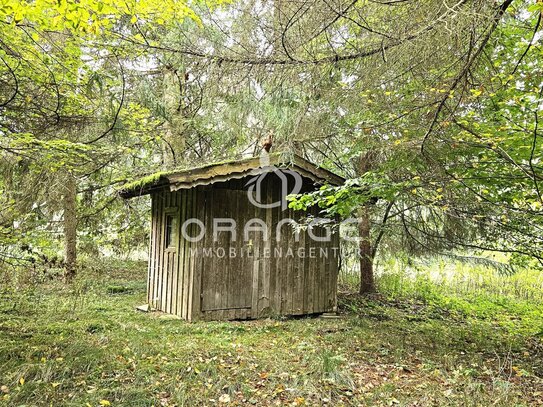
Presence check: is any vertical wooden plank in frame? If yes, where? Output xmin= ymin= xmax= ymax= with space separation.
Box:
xmin=159 ymin=191 xmax=165 ymax=312
xmin=171 ymin=191 xmax=180 ymax=316
xmin=184 ymin=189 xmax=193 ymax=319
xmin=313 ymin=228 xmax=323 ymax=313
xmin=325 ymin=224 xmax=334 ymax=312
xmin=260 ymin=184 xmax=272 ymax=315
xmin=236 ymin=191 xmax=244 ymax=310
xmin=323 ymin=223 xmax=333 ymax=311
xmin=251 ymin=193 xmax=261 ymax=318
xmin=164 ymin=250 xmax=169 ymax=314
xmin=272 ymin=189 xmax=280 ymax=314
xmin=234 ymin=189 xmax=252 ymax=310
xmin=275 ymin=176 xmax=283 ymax=314
xmin=190 ymin=187 xmax=205 ymax=321
xmin=171 ymin=191 xmax=178 ymax=315
xmin=318 ymin=216 xmax=324 ymax=313
xmin=330 ymin=222 xmax=340 ymax=311
xmin=313 ymin=223 xmax=320 ymax=313
xmin=177 ymin=189 xmax=187 ymax=318
xmin=294 ymin=214 xmax=305 ymax=315
xmin=291 ymin=209 xmax=300 ymax=314
xmin=152 ymin=192 xmax=158 ymax=309
xmin=241 ymin=190 xmax=253 ymax=312
xmin=209 ymin=189 xmax=217 ymax=311
xmin=177 ymin=189 xmax=185 ymax=318
xmin=251 ymin=257 xmax=259 ymax=317
xmin=161 ymin=192 xmax=169 ymax=312
xmin=191 ymin=188 xmax=197 ymax=319
xmin=318 ymin=225 xmax=326 ymax=312
xmin=147 ymin=194 xmax=156 ymax=306
xmin=239 ymin=190 xmax=248 ymax=309
xmin=310 ymin=221 xmax=318 ymax=314
xmin=151 ymin=193 xmax=158 ymax=309
xmin=173 ymin=192 xmax=180 ymax=315
xmin=166 ymin=192 xmax=175 ymax=314
xmin=289 ymin=207 xmax=298 ymax=314
xmin=166 ymin=192 xmax=173 ymax=313
xmin=219 ymin=190 xmax=229 ymax=311
xmin=181 ymin=189 xmax=188 ymax=318
xmin=271 ymin=197 xmax=281 ymax=314
xmin=211 ymin=189 xmax=220 ymax=311
xmin=157 ymin=193 xmax=162 ymax=310
xmin=183 ymin=190 xmax=194 ymax=319
xmin=156 ymin=191 xmax=165 ymax=310
xmin=167 ymin=192 xmax=174 ymax=312
xmin=146 ymin=198 xmax=151 ymax=306
xmin=318 ymin=226 xmax=326 ymax=312
xmin=205 ymin=190 xmax=217 ymax=311
xmin=281 ymin=209 xmax=291 ymax=314
xmin=182 ymin=188 xmax=190 ymax=320
xmin=302 ymin=215 xmax=311 ymax=314
xmin=185 ymin=188 xmax=194 ymax=319
xmin=167 ymin=252 xmax=172 ymax=314
xmin=162 ymin=191 xmax=168 ymax=312
xmin=227 ymin=190 xmax=236 ymax=309
xmin=280 ymin=205 xmax=292 ymax=314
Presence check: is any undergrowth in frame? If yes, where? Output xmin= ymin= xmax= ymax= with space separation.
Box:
xmin=0 ymin=259 xmax=541 ymax=406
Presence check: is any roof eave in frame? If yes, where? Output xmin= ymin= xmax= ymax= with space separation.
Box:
xmin=118 ymin=153 xmax=345 ymax=198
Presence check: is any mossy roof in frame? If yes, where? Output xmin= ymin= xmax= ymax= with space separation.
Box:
xmin=118 ymin=152 xmax=344 ymax=199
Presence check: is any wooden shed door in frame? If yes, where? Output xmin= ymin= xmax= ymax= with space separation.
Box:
xmin=160 ymin=207 xmax=179 ymax=314
xmin=201 ymin=189 xmax=255 ymax=312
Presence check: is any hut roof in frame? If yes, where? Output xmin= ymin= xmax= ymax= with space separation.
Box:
xmin=119 ymin=153 xmax=345 ymax=199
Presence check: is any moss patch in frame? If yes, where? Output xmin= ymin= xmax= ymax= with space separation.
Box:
xmin=117 ymin=171 xmax=169 ymax=194
xmin=117 ymin=154 xmax=284 ymax=196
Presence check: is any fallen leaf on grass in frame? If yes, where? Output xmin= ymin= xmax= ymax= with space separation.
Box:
xmin=294 ymin=396 xmax=305 ymax=405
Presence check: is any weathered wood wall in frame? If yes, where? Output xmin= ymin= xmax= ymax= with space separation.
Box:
xmin=148 ymin=189 xmax=198 ymax=319
xmin=148 ymin=174 xmax=339 ymax=321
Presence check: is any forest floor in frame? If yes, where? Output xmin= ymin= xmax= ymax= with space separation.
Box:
xmin=1 ymin=260 xmax=543 ymax=406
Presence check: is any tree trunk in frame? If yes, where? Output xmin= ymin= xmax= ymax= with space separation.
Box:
xmin=358 ymin=205 xmax=375 ymax=294
xmin=162 ymin=68 xmax=187 ymax=166
xmin=357 ymin=150 xmax=376 ymax=294
xmin=63 ymin=172 xmax=77 ymax=282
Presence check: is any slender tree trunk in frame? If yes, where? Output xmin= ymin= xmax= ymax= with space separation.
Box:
xmin=162 ymin=68 xmax=187 ymax=166
xmin=357 ymin=151 xmax=376 ymax=294
xmin=358 ymin=205 xmax=375 ymax=294
xmin=63 ymin=172 xmax=77 ymax=282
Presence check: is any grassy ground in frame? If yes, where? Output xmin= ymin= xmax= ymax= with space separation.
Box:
xmin=1 ymin=260 xmax=542 ymax=406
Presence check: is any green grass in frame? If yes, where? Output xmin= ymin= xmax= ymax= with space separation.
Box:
xmin=1 ymin=260 xmax=542 ymax=406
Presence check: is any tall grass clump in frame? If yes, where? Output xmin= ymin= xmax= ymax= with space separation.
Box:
xmin=339 ymin=255 xmax=543 ymax=336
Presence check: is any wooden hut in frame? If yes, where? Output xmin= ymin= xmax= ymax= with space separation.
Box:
xmin=120 ymin=153 xmax=344 ymax=321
